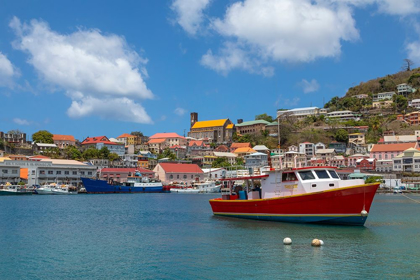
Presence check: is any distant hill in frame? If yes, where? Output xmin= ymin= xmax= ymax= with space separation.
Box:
xmin=345 ymin=67 xmax=420 ymax=98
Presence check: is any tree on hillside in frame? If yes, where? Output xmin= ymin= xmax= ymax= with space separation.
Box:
xmin=334 ymin=129 xmax=349 ymax=143
xmin=402 ymin=59 xmax=414 ymax=72
xmin=393 ymin=94 xmax=408 ymax=113
xmin=408 ymin=73 xmax=420 ymax=87
xmin=212 ymin=157 xmax=230 ymax=168
xmin=99 ymin=146 xmax=110 ymax=159
xmin=158 ymin=148 xmax=176 ymax=160
xmin=82 ymin=147 xmax=99 ymax=160
xmin=64 ymin=146 xmax=82 ymax=160
xmin=255 ymin=113 xmax=274 ymax=122
xmin=131 ymin=131 xmax=144 ymax=137
xmin=32 ymin=130 xmax=54 ymax=144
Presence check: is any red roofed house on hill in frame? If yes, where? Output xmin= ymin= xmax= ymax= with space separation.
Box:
xmin=153 ymin=163 xmax=204 ymax=184
xmin=81 ymin=136 xmax=125 ymax=156
xmin=53 ymin=134 xmax=76 ymax=149
xmin=230 ymin=142 xmax=251 ymax=152
xmin=148 ymin=133 xmax=187 ymax=154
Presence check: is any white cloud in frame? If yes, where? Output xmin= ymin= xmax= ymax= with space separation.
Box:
xmin=0 ymin=52 xmax=19 ymax=87
xmin=202 ymin=0 xmax=359 ymax=75
xmin=284 ymin=97 xmax=301 ymax=107
xmin=406 ymin=22 xmax=420 ymax=64
xmin=299 ymin=79 xmax=320 ymax=93
xmin=319 ymin=0 xmax=420 ymax=16
xmin=174 ymin=107 xmax=186 ymax=116
xmin=171 ymin=0 xmax=211 ymax=35
xmin=13 ymin=118 xmax=30 ymax=125
xmin=10 ymin=17 xmax=154 ymax=123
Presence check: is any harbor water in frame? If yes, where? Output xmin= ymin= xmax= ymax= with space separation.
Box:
xmin=0 ymin=193 xmax=419 ymax=279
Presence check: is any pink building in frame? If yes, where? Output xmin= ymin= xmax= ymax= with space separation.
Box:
xmin=153 ymin=163 xmax=204 ymax=184
xmin=370 ymin=143 xmax=418 ymax=160
xmin=347 ymin=154 xmax=370 ymax=167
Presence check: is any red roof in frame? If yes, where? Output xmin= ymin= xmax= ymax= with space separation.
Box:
xmin=101 ymin=168 xmax=154 ymax=173
xmin=148 ymin=138 xmax=166 ymax=144
xmin=158 ymin=163 xmax=203 ymax=173
xmin=53 ymin=134 xmax=76 ymax=142
xmin=170 ymin=145 xmax=185 ymax=149
xmin=370 ymin=143 xmax=417 ymax=153
xmin=81 ymin=136 xmax=109 ymax=144
xmin=117 ymin=133 xmax=134 ymax=138
xmin=230 ymin=142 xmax=251 ymax=149
xmin=150 ymin=133 xmax=185 ymax=139
xmin=189 ymin=140 xmax=204 ymax=147
xmin=29 ymin=155 xmax=50 ymax=159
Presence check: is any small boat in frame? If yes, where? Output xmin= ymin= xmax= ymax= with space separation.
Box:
xmin=171 ymin=180 xmax=221 ymax=193
xmin=35 ymin=184 xmax=57 ymax=195
xmin=81 ymin=171 xmax=163 ymax=194
xmin=51 ymin=184 xmax=78 ymax=195
xmin=0 ymin=183 xmax=32 ymax=195
xmin=209 ymin=166 xmax=380 ymax=226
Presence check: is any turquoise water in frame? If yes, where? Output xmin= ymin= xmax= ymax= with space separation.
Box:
xmin=0 ymin=193 xmax=419 ymax=279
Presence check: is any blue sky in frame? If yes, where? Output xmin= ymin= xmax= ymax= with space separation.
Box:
xmin=1 ymin=0 xmax=420 ymax=141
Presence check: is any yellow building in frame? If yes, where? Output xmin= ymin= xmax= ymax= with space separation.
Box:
xmin=117 ymin=133 xmax=136 ymax=145
xmin=188 ymin=112 xmax=234 ymax=143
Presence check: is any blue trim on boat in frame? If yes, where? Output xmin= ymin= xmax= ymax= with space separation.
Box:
xmin=81 ymin=177 xmax=164 ymax=194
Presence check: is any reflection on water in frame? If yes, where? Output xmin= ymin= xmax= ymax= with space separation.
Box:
xmin=0 ymin=193 xmax=419 ymax=279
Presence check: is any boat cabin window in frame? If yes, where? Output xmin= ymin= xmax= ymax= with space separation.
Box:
xmin=327 ymin=170 xmax=339 ymax=179
xmin=282 ymin=172 xmax=297 ymax=181
xmin=315 ymin=170 xmax=330 ymax=179
xmin=298 ymin=171 xmax=316 ymax=180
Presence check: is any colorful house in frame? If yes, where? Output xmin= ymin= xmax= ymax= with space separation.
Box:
xmin=153 ymin=163 xmax=204 ymax=184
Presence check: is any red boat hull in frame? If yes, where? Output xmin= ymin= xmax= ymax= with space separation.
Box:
xmin=209 ymin=183 xmax=379 ymax=226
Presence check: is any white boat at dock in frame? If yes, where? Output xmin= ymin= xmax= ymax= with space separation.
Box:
xmin=170 ymin=180 xmax=221 ymax=193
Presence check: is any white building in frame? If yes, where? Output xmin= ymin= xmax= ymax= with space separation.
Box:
xmin=327 ymin=110 xmax=359 ymax=121
xmin=277 ymin=107 xmax=327 ymax=119
xmin=397 ymin=83 xmax=416 ymax=97
xmin=244 ymin=152 xmax=268 ymax=168
xmin=408 ymin=99 xmax=420 ymax=109
xmin=0 ymin=159 xmax=97 ymax=187
xmin=0 ymin=163 xmax=20 ymax=184
xmin=373 ymin=92 xmax=395 ymax=102
xmin=393 ymin=148 xmax=420 ymax=172
xmin=299 ymin=142 xmax=315 ymax=159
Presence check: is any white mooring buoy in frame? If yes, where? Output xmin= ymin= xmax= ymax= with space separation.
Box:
xmin=283 ymin=237 xmax=292 ymax=245
xmin=319 ymin=240 xmax=324 ymax=246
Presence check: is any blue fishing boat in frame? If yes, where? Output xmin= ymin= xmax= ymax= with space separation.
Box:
xmin=81 ymin=171 xmax=163 ymax=194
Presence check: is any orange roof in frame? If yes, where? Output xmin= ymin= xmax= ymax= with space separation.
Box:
xmin=20 ymin=168 xmax=28 ymax=180
xmin=233 ymin=147 xmax=256 ymax=154
xmin=148 ymin=138 xmax=166 ymax=144
xmin=149 ymin=133 xmax=185 ymax=139
xmin=53 ymin=134 xmax=75 ymax=142
xmin=371 ymin=143 xmax=417 ymax=153
xmin=189 ymin=140 xmax=204 ymax=147
xmin=226 ymin=124 xmax=234 ymax=129
xmin=231 ymin=142 xmax=251 ymax=149
xmin=117 ymin=133 xmax=134 ymax=138
xmin=191 ymin=119 xmax=228 ymax=129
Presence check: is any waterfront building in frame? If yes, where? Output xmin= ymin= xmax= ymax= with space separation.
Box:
xmin=0 ymin=163 xmax=20 ymax=184
xmin=397 ymin=83 xmax=416 ymax=97
xmin=99 ymin=167 xmax=154 ymax=183
xmin=277 ymin=107 xmax=327 ymax=120
xmin=372 ymin=91 xmax=395 ymax=102
xmin=81 ymin=136 xmax=125 ymax=156
xmin=299 ymin=142 xmax=315 ymax=160
xmin=153 ymin=162 xmax=204 ymax=184
xmin=0 ymin=158 xmax=96 ymax=187
xmin=202 ymin=168 xmax=226 ymax=180
xmin=52 ymin=134 xmax=76 ymax=149
xmin=88 ymin=158 xmax=109 ymax=170
xmin=188 ymin=112 xmax=234 ymax=143
xmin=370 ymin=143 xmax=418 ymax=160
xmin=235 ymin=120 xmax=270 ymax=136
xmin=393 ymin=148 xmax=420 ymax=172
xmin=0 ymin=131 xmax=27 ymax=145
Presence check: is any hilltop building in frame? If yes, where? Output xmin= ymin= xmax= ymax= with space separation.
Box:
xmin=81 ymin=136 xmax=125 ymax=156
xmin=397 ymin=83 xmax=416 ymax=97
xmin=188 ymin=112 xmax=234 ymax=143
xmin=0 ymin=131 xmax=27 ymax=145
xmin=53 ymin=134 xmax=76 ymax=149
xmin=235 ymin=119 xmax=270 ymax=136
xmin=277 ymin=107 xmax=327 ymax=120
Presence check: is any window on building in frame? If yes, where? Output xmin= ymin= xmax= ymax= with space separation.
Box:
xmin=40 ymin=170 xmax=45 ymax=175
xmin=177 ymin=175 xmax=179 ymax=179
xmin=88 ymin=172 xmax=92 ymax=175
xmin=31 ymin=170 xmax=35 ymax=175
xmin=12 ymin=170 xmax=18 ymax=174
xmin=73 ymin=171 xmax=77 ymax=175
xmin=183 ymin=175 xmax=187 ymax=179
xmin=56 ymin=171 xmax=61 ymax=175
xmin=65 ymin=171 xmax=69 ymax=175
xmin=2 ymin=169 xmax=8 ymax=174
xmin=170 ymin=175 xmax=173 ymax=179
xmin=48 ymin=171 xmax=53 ymax=175
xmin=191 ymin=175 xmax=193 ymax=179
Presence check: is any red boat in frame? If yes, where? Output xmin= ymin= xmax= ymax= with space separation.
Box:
xmin=209 ymin=167 xmax=379 ymax=226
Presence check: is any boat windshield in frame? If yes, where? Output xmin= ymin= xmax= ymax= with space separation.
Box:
xmin=298 ymin=170 xmax=316 ymax=180
xmin=314 ymin=170 xmax=330 ymax=179
xmin=327 ymin=170 xmax=339 ymax=179
xmin=282 ymin=172 xmax=298 ymax=181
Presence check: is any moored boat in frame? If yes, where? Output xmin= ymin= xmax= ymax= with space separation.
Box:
xmin=81 ymin=171 xmax=163 ymax=194
xmin=209 ymin=166 xmax=379 ymax=226
xmin=51 ymin=184 xmax=78 ymax=195
xmin=171 ymin=180 xmax=221 ymax=194
xmin=0 ymin=183 xmax=32 ymax=195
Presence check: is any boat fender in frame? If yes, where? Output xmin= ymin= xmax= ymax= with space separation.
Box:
xmin=360 ymin=210 xmax=368 ymax=217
